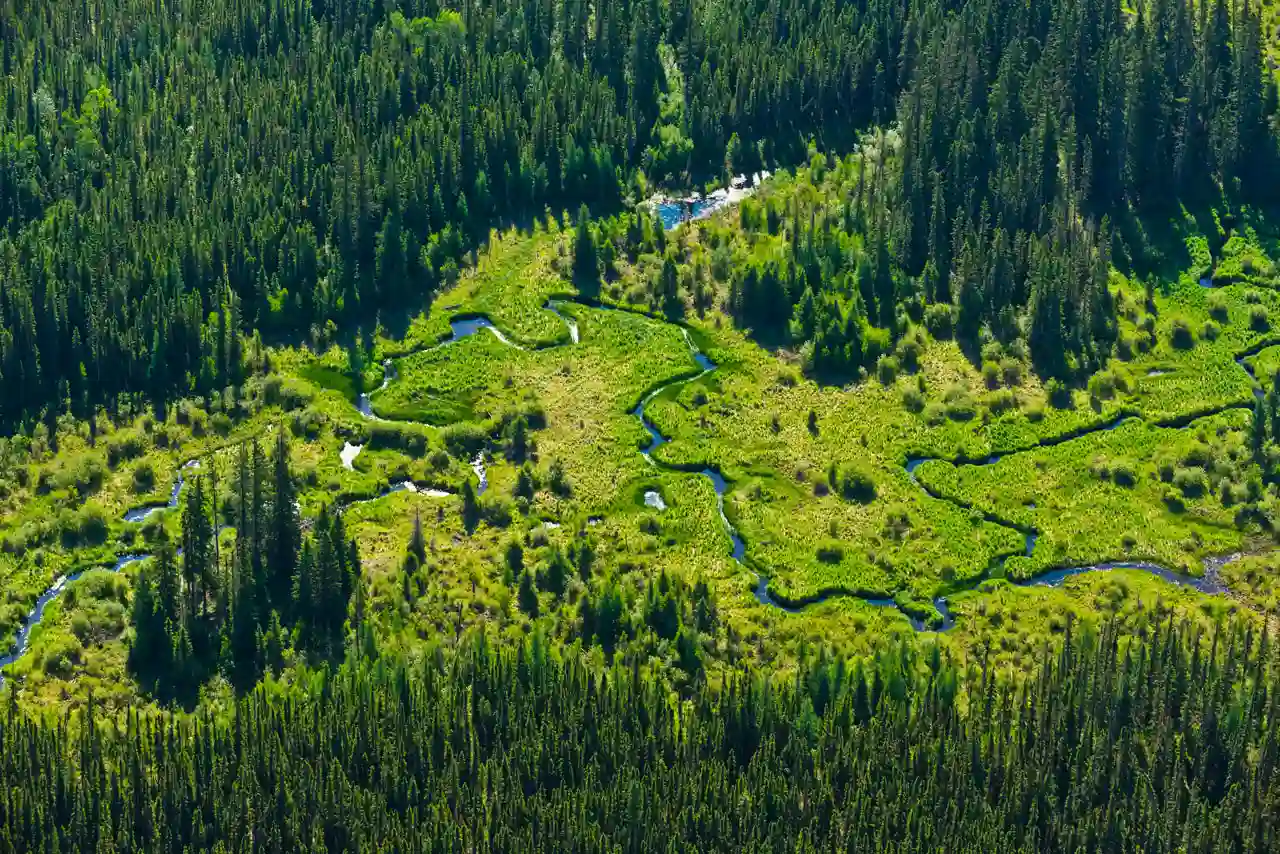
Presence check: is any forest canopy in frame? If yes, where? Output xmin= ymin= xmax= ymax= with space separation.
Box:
xmin=0 ymin=0 xmax=908 ymax=426
xmin=3 ymin=0 xmax=1280 ymax=850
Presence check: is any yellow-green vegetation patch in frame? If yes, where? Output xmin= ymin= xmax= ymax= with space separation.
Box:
xmin=2 ymin=568 xmax=138 ymax=713
xmin=1217 ymin=552 xmax=1280 ymax=611
xmin=372 ymin=332 xmax=537 ymax=424
xmin=636 ymin=317 xmax=1129 ymax=601
xmin=941 ymin=571 xmax=1255 ymax=674
xmin=917 ymin=410 xmax=1251 ymax=577
xmin=379 ymin=305 xmax=702 ymax=513
xmin=379 ymin=225 xmax=572 ymax=356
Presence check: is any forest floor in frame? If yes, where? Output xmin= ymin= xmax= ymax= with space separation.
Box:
xmin=4 ymin=178 xmax=1280 ymax=713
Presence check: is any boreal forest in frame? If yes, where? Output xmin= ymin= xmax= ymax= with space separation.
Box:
xmin=4 ymin=0 xmax=1280 ymax=849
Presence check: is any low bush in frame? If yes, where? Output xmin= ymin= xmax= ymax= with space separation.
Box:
xmin=831 ymin=462 xmax=877 ymax=503
xmin=105 ymin=431 xmax=146 ymax=468
xmin=877 ymin=355 xmax=900 ymax=385
xmin=924 ymin=303 xmax=954 ymax=339
xmin=1251 ymin=305 xmax=1270 ymax=332
xmin=1172 ymin=467 xmax=1208 ymax=498
xmin=132 ymin=460 xmax=155 ymax=494
xmin=1207 ymin=291 xmax=1229 ymax=322
xmin=816 ymin=542 xmax=844 ymax=564
xmin=901 ymin=387 xmax=925 ymax=413
xmin=1170 ymin=318 xmax=1196 ymax=350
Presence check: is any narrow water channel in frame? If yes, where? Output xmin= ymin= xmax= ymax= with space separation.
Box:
xmin=35 ymin=300 xmax=1262 ymax=682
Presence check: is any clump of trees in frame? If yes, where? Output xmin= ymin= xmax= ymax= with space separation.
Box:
xmin=129 ymin=432 xmax=360 ymax=700
xmin=660 ymin=0 xmax=1276 ymax=386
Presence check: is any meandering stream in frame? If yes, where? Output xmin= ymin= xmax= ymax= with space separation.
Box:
xmin=9 ymin=303 xmax=1276 ymax=679
xmin=0 ymin=553 xmax=151 ymax=682
xmin=629 ymin=315 xmax=1274 ymax=632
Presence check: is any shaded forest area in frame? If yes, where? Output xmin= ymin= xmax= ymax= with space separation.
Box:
xmin=717 ymin=0 xmax=1277 ymax=381
xmin=1 ymin=618 xmax=1277 ymax=851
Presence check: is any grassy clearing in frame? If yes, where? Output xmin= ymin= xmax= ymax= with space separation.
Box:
xmin=378 ymin=303 xmax=701 ymax=513
xmin=939 ymin=571 xmax=1254 ymax=674
xmin=9 ymin=173 xmax=1280 ymax=711
xmin=3 ymin=567 xmax=140 ymax=712
xmin=916 ymin=411 xmax=1251 ymax=577
xmin=377 ymin=225 xmax=572 ymax=357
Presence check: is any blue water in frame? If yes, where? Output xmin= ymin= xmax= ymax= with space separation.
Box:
xmin=1019 ymin=560 xmax=1229 ymax=595
xmin=0 ymin=553 xmax=151 ymax=680
xmin=656 ymin=199 xmax=715 ymax=230
xmin=448 ymin=317 xmax=496 ymax=339
xmin=122 ymin=460 xmax=199 ymax=522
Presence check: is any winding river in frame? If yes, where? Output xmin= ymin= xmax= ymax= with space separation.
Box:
xmin=628 ymin=314 xmax=1277 ymax=632
xmin=0 ymin=553 xmax=149 ymax=682
xmin=7 ymin=303 xmax=1277 ymax=678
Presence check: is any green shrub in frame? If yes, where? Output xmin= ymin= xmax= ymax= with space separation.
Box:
xmin=982 ymin=361 xmax=1001 ymax=389
xmin=832 ymin=463 xmax=877 ymax=503
xmin=1251 ymin=305 xmax=1270 ymax=332
xmin=1172 ymin=467 xmax=1208 ymax=498
xmin=1000 ymin=358 xmax=1023 ymax=387
xmin=290 ymin=407 xmax=326 ymax=438
xmin=924 ymin=303 xmax=954 ymax=339
xmin=105 ymin=431 xmax=146 ymax=467
xmin=1115 ymin=334 xmax=1135 ymax=360
xmin=877 ymin=355 xmax=900 ymax=384
xmin=988 ymin=389 xmax=1017 ymax=414
xmin=1088 ymin=372 xmax=1116 ymax=401
xmin=901 ymin=387 xmax=925 ymax=413
xmin=1207 ymin=291 xmax=1229 ymax=322
xmin=132 ymin=460 xmax=155 ymax=494
xmin=896 ymin=336 xmax=922 ymax=372
xmin=816 ymin=542 xmax=844 ymax=563
xmin=40 ymin=635 xmax=83 ymax=677
xmin=56 ymin=504 xmax=108 ymax=550
xmin=863 ymin=327 xmax=891 ymax=364
xmin=943 ymin=384 xmax=977 ymax=421
xmin=1170 ymin=318 xmax=1196 ymax=349
xmin=368 ymin=422 xmax=429 ymax=456
xmin=442 ymin=423 xmax=487 ymax=458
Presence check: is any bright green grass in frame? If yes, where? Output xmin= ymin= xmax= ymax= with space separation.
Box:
xmin=939 ymin=570 xmax=1253 ymax=675
xmin=10 ymin=170 xmax=1280 ymax=712
xmin=3 ymin=567 xmax=139 ymax=712
xmin=371 ymin=332 xmax=534 ymax=425
xmin=378 ymin=226 xmax=572 ymax=357
xmin=610 ymin=252 xmax=1280 ymax=604
xmin=377 ymin=304 xmax=702 ymax=513
xmin=916 ymin=410 xmax=1250 ymax=577
xmin=1217 ymin=552 xmax=1280 ymax=611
